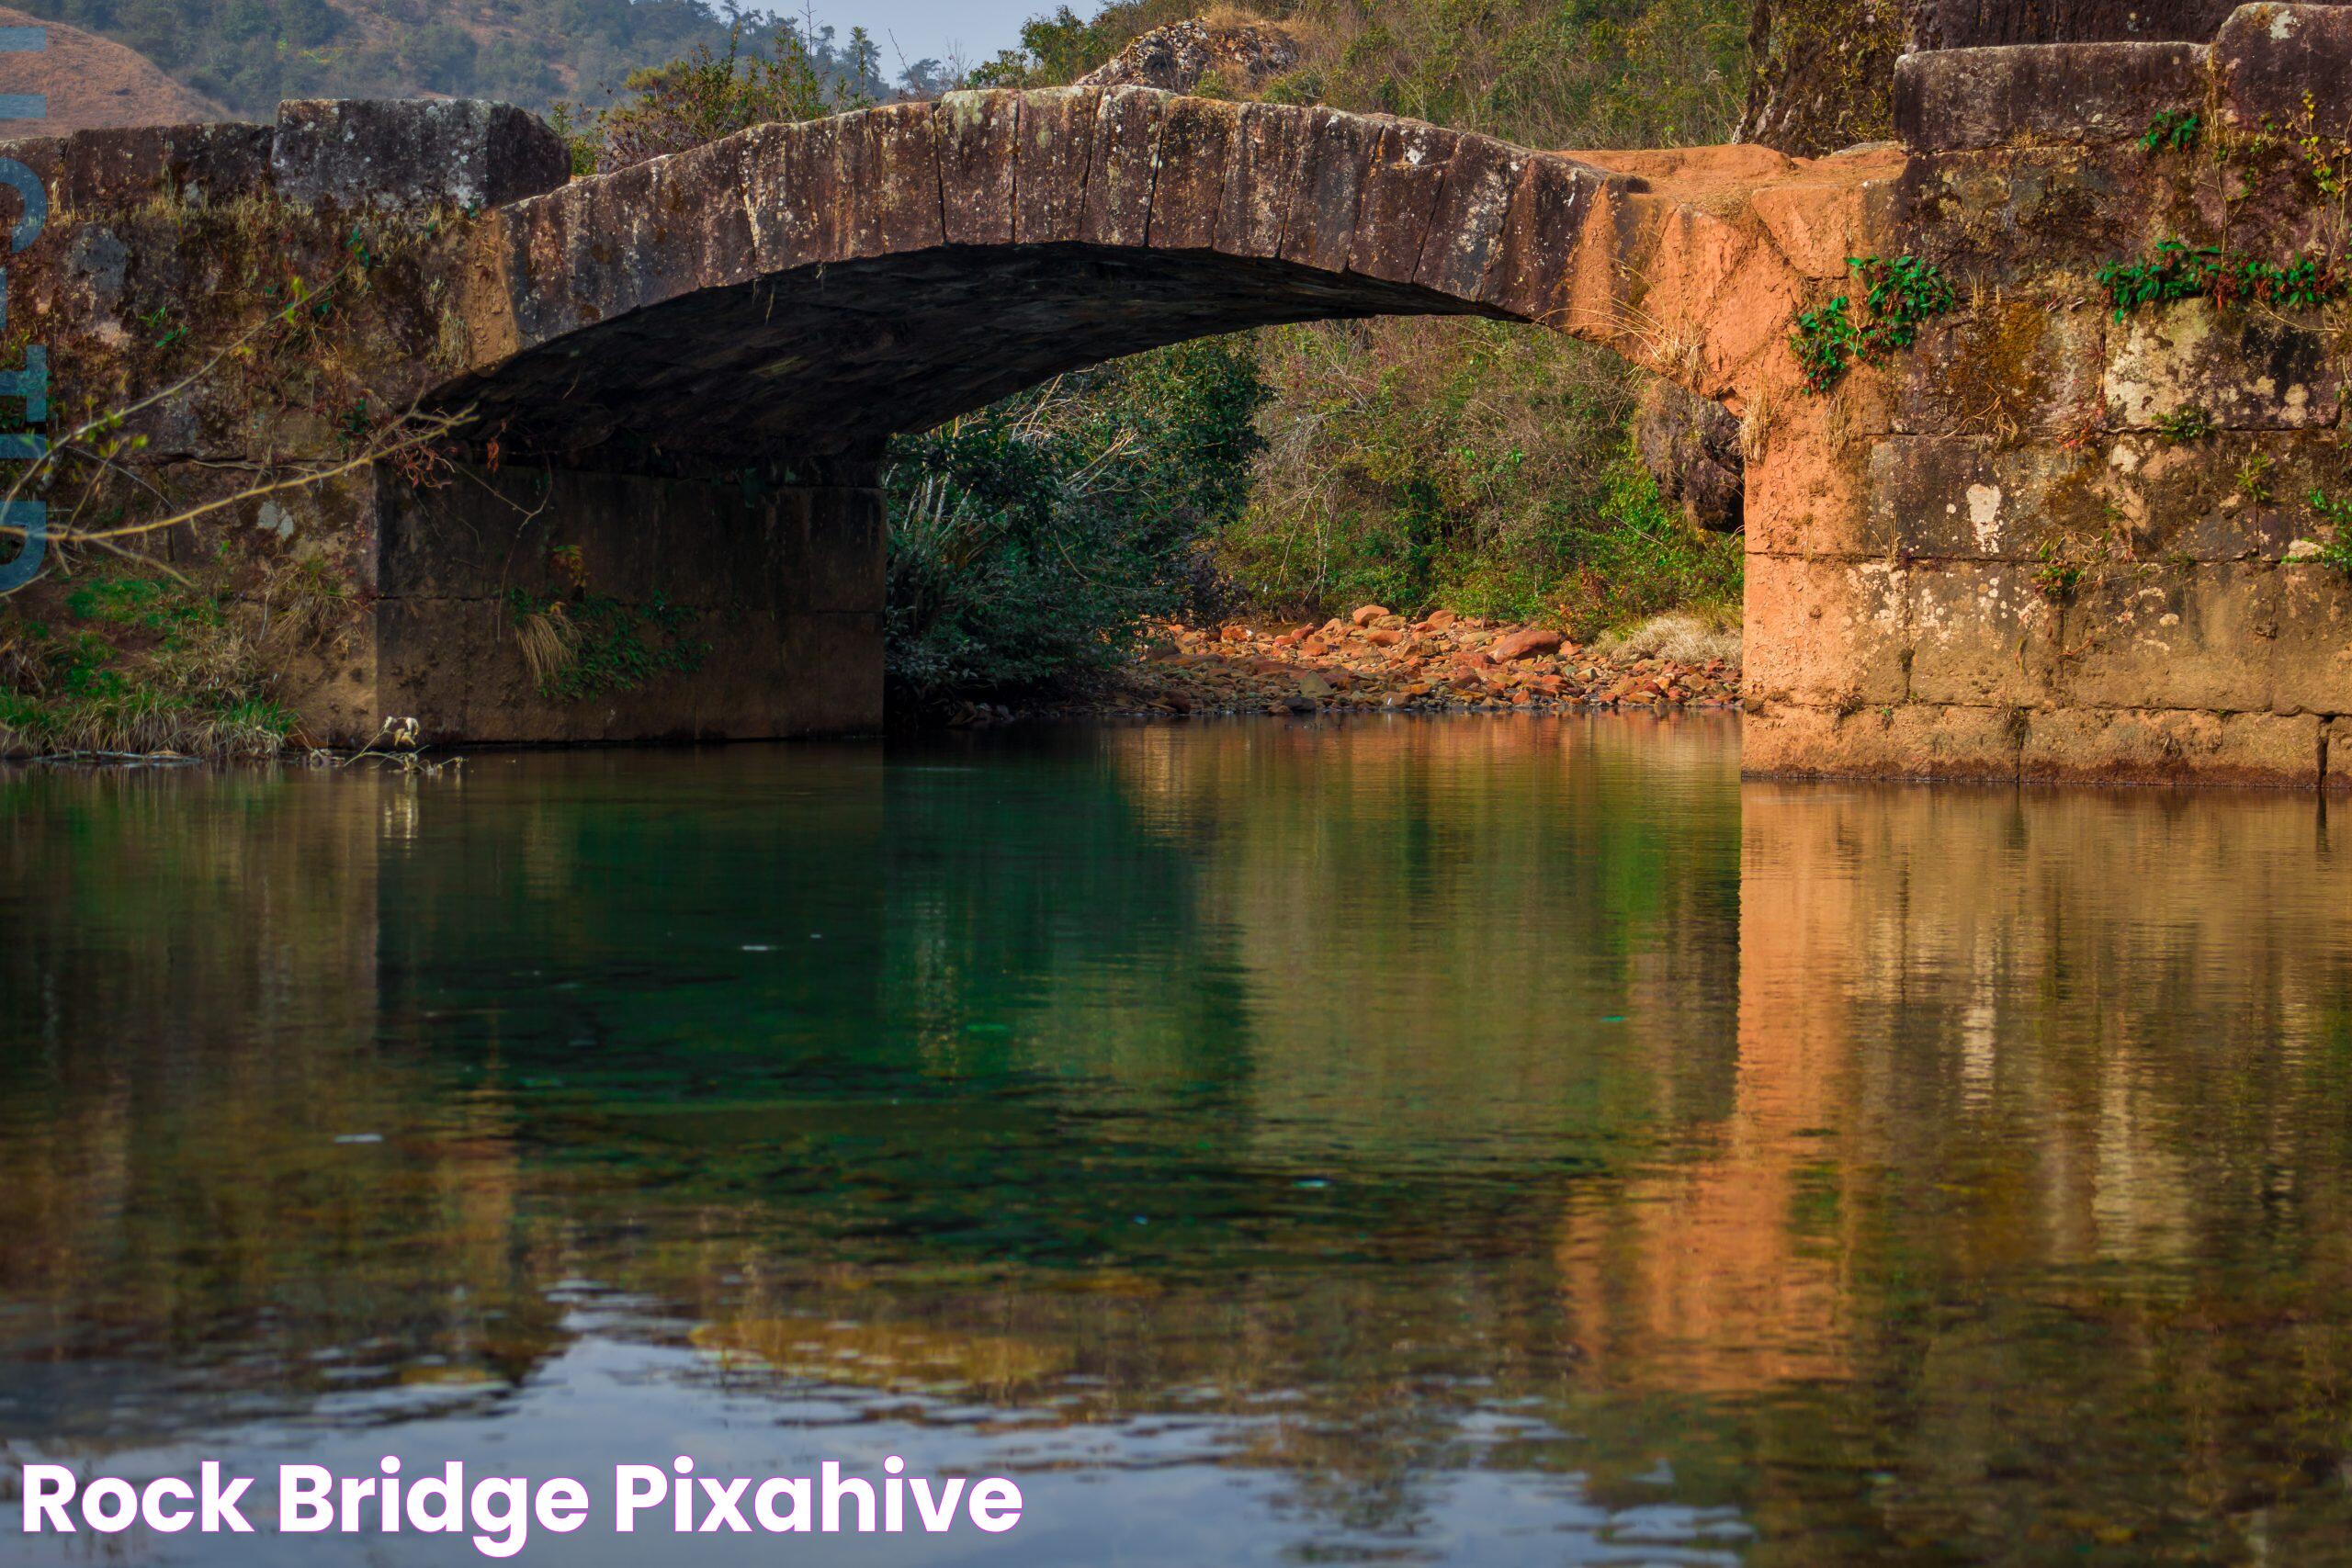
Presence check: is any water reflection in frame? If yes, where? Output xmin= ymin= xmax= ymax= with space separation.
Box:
xmin=3 ymin=719 xmax=2351 ymax=1562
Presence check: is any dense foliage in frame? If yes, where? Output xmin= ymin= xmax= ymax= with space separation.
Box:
xmin=977 ymin=0 xmax=1746 ymax=147
xmin=1232 ymin=318 xmax=1739 ymax=633
xmin=882 ymin=340 xmax=1266 ymax=700
xmin=550 ymin=22 xmax=876 ymax=174
xmin=17 ymin=0 xmax=911 ymax=116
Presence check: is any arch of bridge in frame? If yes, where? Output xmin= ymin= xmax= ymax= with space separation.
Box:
xmin=439 ymin=88 xmax=1850 ymax=468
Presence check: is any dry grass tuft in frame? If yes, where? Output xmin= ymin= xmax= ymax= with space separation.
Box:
xmin=511 ymin=601 xmax=582 ymax=691
xmin=1591 ymin=609 xmax=1742 ymax=667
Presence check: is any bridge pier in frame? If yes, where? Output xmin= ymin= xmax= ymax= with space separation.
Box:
xmin=348 ymin=464 xmax=884 ymax=745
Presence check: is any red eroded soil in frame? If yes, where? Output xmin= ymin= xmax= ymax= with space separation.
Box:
xmin=0 ymin=6 xmax=226 ymax=135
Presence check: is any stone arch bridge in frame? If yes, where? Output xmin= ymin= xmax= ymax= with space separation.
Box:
xmin=17 ymin=5 xmax=2352 ymax=785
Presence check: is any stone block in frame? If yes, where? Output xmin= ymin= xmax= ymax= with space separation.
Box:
xmin=1907 ymin=561 xmax=2063 ymax=703
xmin=1477 ymin=153 xmax=1605 ymax=320
xmin=2214 ymin=4 xmax=2352 ymax=134
xmin=1895 ymin=153 xmax=2158 ymax=286
xmin=2056 ymin=560 xmax=2279 ymax=711
xmin=1012 ymin=87 xmax=1100 ymax=244
xmin=1148 ymin=96 xmax=1242 ymax=249
xmin=1742 ymin=700 xmax=2025 ymax=780
xmin=2021 ymin=706 xmax=2320 ymax=787
xmin=2106 ymin=299 xmax=2337 ymax=429
xmin=1751 ymin=172 xmax=1897 ymax=279
xmin=2101 ymin=431 xmax=2334 ymax=561
xmin=1413 ymin=132 xmax=1523 ymax=299
xmin=523 ymin=133 xmax=747 ymax=339
xmin=2268 ymin=562 xmax=2352 ymax=713
xmin=272 ymin=99 xmax=566 ymax=212
xmin=1742 ymin=392 xmax=1878 ymax=558
xmin=802 ymin=487 xmax=888 ymax=615
xmin=2328 ymin=716 xmax=2352 ymax=789
xmin=1214 ymin=99 xmax=1307 ymax=258
xmin=1894 ymin=42 xmax=2209 ymax=152
xmin=1350 ymin=119 xmax=1457 ymax=284
xmin=1745 ymin=553 xmax=1911 ymax=705
xmin=1895 ymin=299 xmax=2104 ymax=439
xmin=839 ymin=102 xmax=946 ymax=256
xmin=1077 ymin=86 xmax=1166 ymax=247
xmin=1280 ymin=107 xmax=1382 ymax=274
xmin=17 ymin=122 xmax=274 ymax=214
xmin=1869 ymin=437 xmax=2110 ymax=562
xmin=936 ymin=89 xmax=1018 ymax=245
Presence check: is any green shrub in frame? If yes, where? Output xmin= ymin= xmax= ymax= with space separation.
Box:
xmin=1213 ymin=317 xmax=1737 ymax=635
xmin=882 ymin=339 xmax=1266 ymax=700
xmin=503 ymin=588 xmax=709 ymax=701
xmin=558 ymin=23 xmax=873 ymax=175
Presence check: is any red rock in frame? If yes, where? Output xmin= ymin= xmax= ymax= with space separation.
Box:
xmin=1424 ymin=609 xmax=1457 ymax=629
xmin=1220 ymin=624 xmax=1250 ymax=642
xmin=1488 ymin=627 xmax=1565 ymax=662
xmin=1301 ymin=637 xmax=1329 ymax=656
xmin=1350 ymin=604 xmax=1391 ymax=626
xmin=1365 ymin=628 xmax=1403 ymax=647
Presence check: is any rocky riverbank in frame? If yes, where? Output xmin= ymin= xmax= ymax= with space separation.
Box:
xmin=946 ymin=608 xmax=1742 ymax=724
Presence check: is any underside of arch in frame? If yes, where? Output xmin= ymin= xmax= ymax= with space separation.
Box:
xmin=441 ymin=244 xmax=1507 ymax=468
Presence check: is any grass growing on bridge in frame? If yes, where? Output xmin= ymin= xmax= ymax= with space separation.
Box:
xmin=504 ymin=587 xmax=709 ymax=702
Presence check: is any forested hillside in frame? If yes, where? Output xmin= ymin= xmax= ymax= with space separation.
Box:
xmin=9 ymin=0 xmax=918 ymax=118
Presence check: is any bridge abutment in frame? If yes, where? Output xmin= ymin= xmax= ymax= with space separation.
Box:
xmin=363 ymin=464 xmax=884 ymax=745
xmin=1742 ymin=6 xmax=2352 ymax=788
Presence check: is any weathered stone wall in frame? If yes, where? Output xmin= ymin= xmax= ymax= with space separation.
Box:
xmin=375 ymin=467 xmax=882 ymax=742
xmin=1746 ymin=6 xmax=2352 ymax=788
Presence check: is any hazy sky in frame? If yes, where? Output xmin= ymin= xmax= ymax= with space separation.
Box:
xmin=786 ymin=0 xmax=1046 ymax=72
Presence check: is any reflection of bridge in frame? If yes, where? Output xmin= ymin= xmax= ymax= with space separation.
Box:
xmin=25 ymin=9 xmax=2352 ymax=782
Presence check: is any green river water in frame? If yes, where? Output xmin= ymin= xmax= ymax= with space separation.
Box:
xmin=5 ymin=715 xmax=2352 ymax=1563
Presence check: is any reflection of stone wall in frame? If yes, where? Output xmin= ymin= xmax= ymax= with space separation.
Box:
xmin=1554 ymin=772 xmax=2352 ymax=1456
xmin=0 ymin=771 xmax=564 ymax=1428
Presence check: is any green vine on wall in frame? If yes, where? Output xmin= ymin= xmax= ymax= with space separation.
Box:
xmin=1790 ymin=255 xmax=1956 ymax=395
xmin=2306 ymin=489 xmax=2352 ymax=578
xmin=2142 ymin=108 xmax=2200 ymax=154
xmin=2096 ymin=239 xmax=2346 ymax=321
